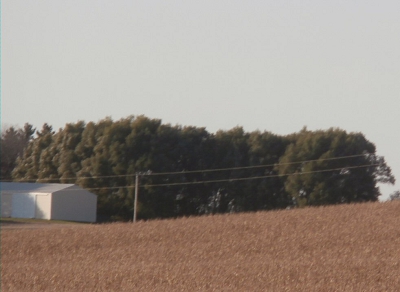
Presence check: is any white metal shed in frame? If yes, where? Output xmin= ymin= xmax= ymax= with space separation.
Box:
xmin=0 ymin=182 xmax=97 ymax=223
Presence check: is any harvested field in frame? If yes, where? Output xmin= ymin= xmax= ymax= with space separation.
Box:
xmin=2 ymin=201 xmax=400 ymax=291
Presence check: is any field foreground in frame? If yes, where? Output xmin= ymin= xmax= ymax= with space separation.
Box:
xmin=2 ymin=201 xmax=400 ymax=291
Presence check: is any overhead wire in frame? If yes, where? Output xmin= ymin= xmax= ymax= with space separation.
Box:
xmin=43 ymin=162 xmax=378 ymax=192
xmin=141 ymin=163 xmax=379 ymax=188
xmin=4 ymin=153 xmax=371 ymax=183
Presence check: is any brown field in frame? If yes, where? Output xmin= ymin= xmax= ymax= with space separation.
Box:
xmin=2 ymin=201 xmax=400 ymax=291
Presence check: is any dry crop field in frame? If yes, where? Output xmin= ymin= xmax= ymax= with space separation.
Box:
xmin=2 ymin=201 xmax=400 ymax=291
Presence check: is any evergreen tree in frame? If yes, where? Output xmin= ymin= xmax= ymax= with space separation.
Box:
xmin=1 ymin=124 xmax=35 ymax=179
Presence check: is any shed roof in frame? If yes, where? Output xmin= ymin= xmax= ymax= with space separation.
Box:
xmin=0 ymin=182 xmax=78 ymax=193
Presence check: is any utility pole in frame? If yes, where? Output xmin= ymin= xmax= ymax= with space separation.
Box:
xmin=133 ymin=170 xmax=151 ymax=223
xmin=133 ymin=173 xmax=139 ymax=223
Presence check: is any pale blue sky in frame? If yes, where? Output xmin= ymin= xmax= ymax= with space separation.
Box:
xmin=2 ymin=0 xmax=399 ymax=199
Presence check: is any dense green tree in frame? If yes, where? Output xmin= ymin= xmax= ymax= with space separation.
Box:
xmin=276 ymin=128 xmax=395 ymax=207
xmin=56 ymin=121 xmax=86 ymax=183
xmin=242 ymin=131 xmax=291 ymax=210
xmin=1 ymin=126 xmax=21 ymax=179
xmin=171 ymin=126 xmax=217 ymax=216
xmin=210 ymin=127 xmax=249 ymax=210
xmin=10 ymin=117 xmax=396 ymax=221
xmin=389 ymin=191 xmax=400 ymax=201
xmin=12 ymin=123 xmax=54 ymax=182
xmin=1 ymin=124 xmax=35 ymax=179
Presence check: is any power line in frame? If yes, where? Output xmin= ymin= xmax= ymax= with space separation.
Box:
xmin=140 ymin=163 xmax=379 ymax=188
xmin=5 ymin=153 xmax=371 ymax=183
xmin=45 ymin=163 xmax=378 ymax=192
xmin=145 ymin=154 xmax=369 ymax=176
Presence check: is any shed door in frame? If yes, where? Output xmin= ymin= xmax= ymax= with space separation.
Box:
xmin=12 ymin=193 xmax=36 ymax=218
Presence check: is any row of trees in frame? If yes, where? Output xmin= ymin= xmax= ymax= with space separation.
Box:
xmin=5 ymin=116 xmax=396 ymax=221
xmin=1 ymin=123 xmax=36 ymax=179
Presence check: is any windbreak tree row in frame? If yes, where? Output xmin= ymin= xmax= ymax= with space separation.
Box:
xmin=10 ymin=116 xmax=395 ymax=221
xmin=1 ymin=123 xmax=36 ymax=179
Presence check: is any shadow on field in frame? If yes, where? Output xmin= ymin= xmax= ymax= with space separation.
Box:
xmin=0 ymin=218 xmax=89 ymax=230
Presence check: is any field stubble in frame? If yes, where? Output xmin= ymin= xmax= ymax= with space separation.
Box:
xmin=2 ymin=201 xmax=400 ymax=291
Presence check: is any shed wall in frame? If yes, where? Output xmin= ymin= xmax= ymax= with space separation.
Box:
xmin=35 ymin=194 xmax=51 ymax=220
xmin=11 ymin=193 xmax=36 ymax=218
xmin=1 ymin=193 xmax=13 ymax=217
xmin=51 ymin=190 xmax=97 ymax=222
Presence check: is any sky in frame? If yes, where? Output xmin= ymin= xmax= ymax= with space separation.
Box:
xmin=2 ymin=0 xmax=399 ymax=199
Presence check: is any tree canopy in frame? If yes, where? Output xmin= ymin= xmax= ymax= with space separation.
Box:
xmin=1 ymin=123 xmax=35 ymax=179
xmin=276 ymin=128 xmax=394 ymax=206
xmin=9 ymin=116 xmax=395 ymax=221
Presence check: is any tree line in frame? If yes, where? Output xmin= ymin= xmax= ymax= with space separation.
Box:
xmin=2 ymin=116 xmax=396 ymax=221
